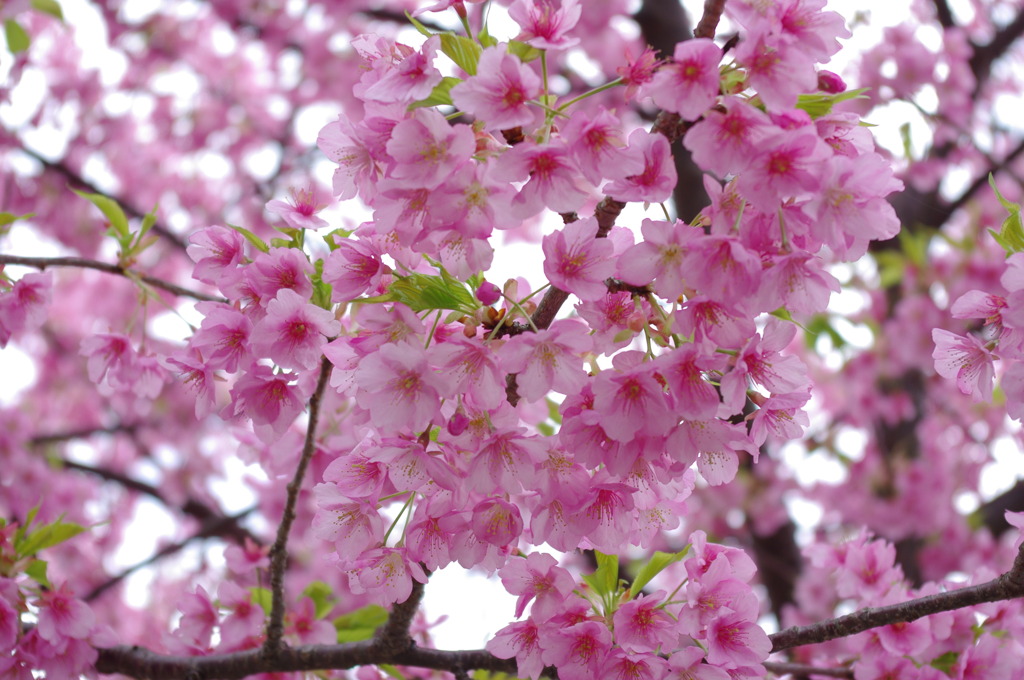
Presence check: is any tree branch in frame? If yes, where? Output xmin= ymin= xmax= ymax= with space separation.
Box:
xmin=764 ymin=661 xmax=853 ymax=678
xmin=55 ymin=458 xmax=260 ymax=546
xmin=84 ymin=507 xmax=255 ymax=602
xmin=263 ymin=356 xmax=334 ymax=655
xmin=969 ymin=9 xmax=1024 ymax=85
xmin=375 ymin=577 xmax=428 ymax=654
xmin=770 ymin=544 xmax=1024 ymax=652
xmin=96 ymin=640 xmax=519 ymax=680
xmin=15 ymin=147 xmax=189 ymax=252
xmin=694 ymin=0 xmax=728 ymax=40
xmin=0 ymin=254 xmax=225 ymax=303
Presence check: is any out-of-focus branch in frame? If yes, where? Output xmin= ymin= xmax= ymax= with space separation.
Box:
xmin=0 ymin=254 xmax=225 ymax=303
xmin=264 ymin=357 xmax=334 ymax=654
xmin=764 ymin=661 xmax=853 ymax=679
xmin=15 ymin=147 xmax=188 ymax=252
xmin=970 ymin=9 xmax=1024 ymax=85
xmin=84 ymin=507 xmax=255 ymax=602
xmin=55 ymin=458 xmax=260 ymax=546
xmin=931 ymin=0 xmax=955 ymax=28
xmin=770 ymin=543 xmax=1024 ymax=652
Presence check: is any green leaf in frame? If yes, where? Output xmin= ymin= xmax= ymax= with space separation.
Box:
xmin=378 ymin=664 xmax=407 ymax=680
xmin=31 ymin=0 xmax=64 ymax=20
xmin=250 ymin=586 xmax=273 ymax=615
xmin=795 ymin=88 xmax=869 ymax=119
xmin=0 ymin=212 xmax=35 ymax=228
xmin=73 ymin=189 xmax=130 ymax=240
xmin=302 ymin=581 xmax=336 ymax=620
xmin=545 ymin=397 xmax=562 ymax=425
xmin=4 ymin=19 xmax=30 ymax=53
xmin=408 ymin=76 xmax=461 ymax=110
xmin=507 ymin=40 xmax=542 ymax=63
xmin=228 ymin=224 xmax=270 ymax=253
xmin=405 ymin=11 xmax=434 ymax=37
xmin=440 ymin=33 xmax=482 ymax=75
xmin=15 ymin=516 xmax=88 ymax=558
xmin=477 ymin=23 xmax=498 ymax=48
xmin=929 ymin=651 xmax=959 ymax=673
xmin=311 ymin=259 xmax=334 ymax=311
xmin=988 ymin=175 xmax=1024 ymax=255
xmin=24 ymin=559 xmax=50 ymax=587
xmin=581 ymin=550 xmax=619 ymax=599
xmin=630 ymin=548 xmax=689 ymax=595
xmin=333 ymin=604 xmax=388 ymax=642
xmin=384 ymin=270 xmax=479 ymax=314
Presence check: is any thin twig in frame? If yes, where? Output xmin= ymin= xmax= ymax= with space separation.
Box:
xmin=84 ymin=508 xmax=256 ymax=602
xmin=57 ymin=459 xmax=260 ymax=546
xmin=764 ymin=661 xmax=853 ymax=678
xmin=15 ymin=147 xmax=188 ymax=252
xmin=0 ymin=254 xmax=225 ymax=303
xmin=263 ymin=357 xmax=334 ymax=655
xmin=770 ymin=544 xmax=1024 ymax=652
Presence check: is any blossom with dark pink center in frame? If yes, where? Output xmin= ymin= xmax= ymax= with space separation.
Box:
xmin=251 ymin=288 xmax=340 ymax=370
xmin=265 ymin=186 xmax=328 ymax=230
xmin=451 ymin=47 xmax=541 ymax=130
xmin=650 ymin=38 xmax=723 ymax=120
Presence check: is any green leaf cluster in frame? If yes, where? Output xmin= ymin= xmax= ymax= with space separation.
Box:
xmin=366 ymin=270 xmax=479 ymax=314
xmin=988 ymin=175 xmax=1024 ymax=255
xmin=3 ymin=506 xmax=89 ymax=587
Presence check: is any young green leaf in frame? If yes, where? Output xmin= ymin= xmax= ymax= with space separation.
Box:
xmin=229 ymin=224 xmax=270 ymax=253
xmin=630 ymin=547 xmax=689 ymax=595
xmin=440 ymin=33 xmax=482 ymax=75
xmin=408 ymin=76 xmax=462 ymax=110
xmin=73 ymin=189 xmax=130 ymax=240
xmin=15 ymin=516 xmax=88 ymax=558
xmin=333 ymin=604 xmax=388 ymax=642
xmin=302 ymin=580 xmax=336 ymax=619
xmin=4 ymin=19 xmax=30 ymax=53
xmin=31 ymin=0 xmax=64 ymax=20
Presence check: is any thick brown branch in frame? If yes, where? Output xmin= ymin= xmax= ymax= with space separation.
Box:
xmin=264 ymin=357 xmax=334 ymax=654
xmin=764 ymin=661 xmax=853 ymax=678
xmin=694 ymin=0 xmax=728 ymax=40
xmin=96 ymin=640 xmax=519 ymax=680
xmin=0 ymin=254 xmax=225 ymax=303
xmin=375 ymin=577 xmax=428 ymax=654
xmin=770 ymin=544 xmax=1024 ymax=652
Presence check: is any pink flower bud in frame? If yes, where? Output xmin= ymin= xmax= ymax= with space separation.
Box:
xmin=475 ymin=281 xmax=501 ymax=306
xmin=447 ymin=411 xmax=470 ymax=436
xmin=817 ymin=70 xmax=846 ymax=93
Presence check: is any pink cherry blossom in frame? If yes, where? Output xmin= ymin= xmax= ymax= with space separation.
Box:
xmin=650 ymin=38 xmax=723 ymax=120
xmin=494 ymin=140 xmax=591 ymax=219
xmin=932 ymin=329 xmax=997 ymax=401
xmin=498 ymin=318 xmax=593 ymax=402
xmin=450 ymin=47 xmax=542 ymax=130
xmin=354 ymin=341 xmax=445 ymax=433
xmin=508 ymin=0 xmax=582 ymax=50
xmin=251 ymin=288 xmax=340 ymax=370
xmin=605 ymin=129 xmax=677 ymax=204
xmin=498 ymin=552 xmax=575 ymax=620
xmin=541 ymin=217 xmax=616 ymax=301
xmin=265 ymin=186 xmax=328 ymax=230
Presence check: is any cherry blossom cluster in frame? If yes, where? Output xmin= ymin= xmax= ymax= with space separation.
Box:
xmin=932 ymin=242 xmax=1024 ymax=416
xmin=487 ymin=532 xmax=770 ymax=680
xmin=0 ymin=520 xmax=112 ymax=679
xmin=142 ymin=0 xmax=904 ymax=675
xmin=789 ymin=527 xmax=1024 ymax=679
